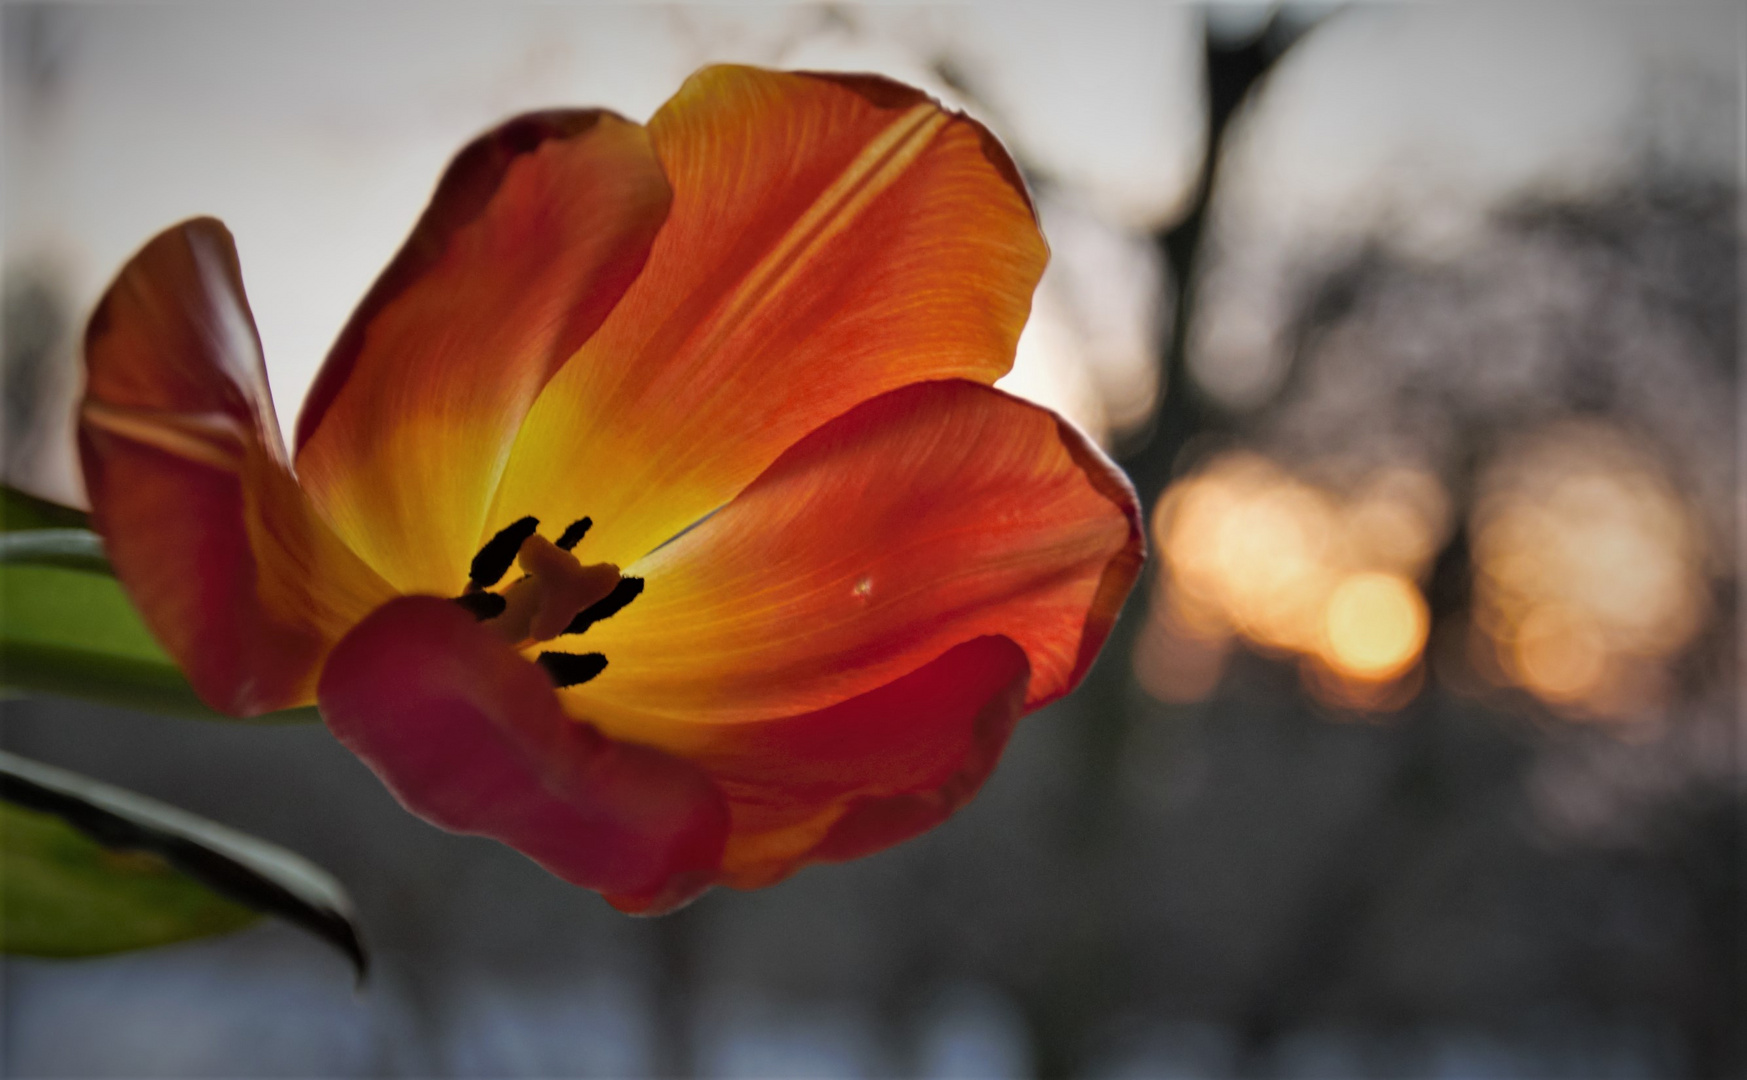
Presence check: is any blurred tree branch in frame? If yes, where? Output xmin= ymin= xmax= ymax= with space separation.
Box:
xmin=1128 ymin=6 xmax=1323 ymax=502
xmin=1018 ymin=9 xmax=1331 ymax=1078
xmin=1074 ymin=3 xmax=1327 ymax=851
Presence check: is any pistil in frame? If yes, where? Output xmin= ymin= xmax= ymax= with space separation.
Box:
xmin=454 ymin=516 xmax=647 ymax=689
xmin=491 ymin=534 xmax=621 ymax=646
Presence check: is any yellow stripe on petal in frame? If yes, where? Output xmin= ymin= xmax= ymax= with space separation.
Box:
xmin=81 ymin=402 xmax=248 ymax=473
xmin=693 ymin=103 xmax=949 ymax=360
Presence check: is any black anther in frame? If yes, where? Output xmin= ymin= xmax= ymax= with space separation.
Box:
xmin=470 ymin=516 xmax=539 ymax=588
xmin=537 ymin=651 xmax=608 ymax=688
xmin=452 ymin=591 xmax=507 ymax=621
xmin=563 ymin=577 xmax=644 ymax=636
xmin=556 ymin=517 xmax=593 ymax=551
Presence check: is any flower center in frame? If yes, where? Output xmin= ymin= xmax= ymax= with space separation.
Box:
xmin=454 ymin=516 xmax=645 ymax=687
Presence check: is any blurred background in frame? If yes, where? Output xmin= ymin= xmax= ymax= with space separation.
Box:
xmin=1 ymin=2 xmax=1741 ymax=1077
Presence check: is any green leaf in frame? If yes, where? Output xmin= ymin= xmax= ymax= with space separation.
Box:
xmin=0 ymin=484 xmax=89 ymax=532
xmin=0 ymin=801 xmax=259 ymax=956
xmin=0 ymin=562 xmax=318 ymax=723
xmin=1 ymin=751 xmax=367 ymax=977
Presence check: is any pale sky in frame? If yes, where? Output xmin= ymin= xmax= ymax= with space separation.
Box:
xmin=3 ymin=2 xmax=1737 ymax=500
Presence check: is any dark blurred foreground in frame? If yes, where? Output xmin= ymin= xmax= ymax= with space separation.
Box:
xmin=3 ymin=649 xmax=1740 ymax=1077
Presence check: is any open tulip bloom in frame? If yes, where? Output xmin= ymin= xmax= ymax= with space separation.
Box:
xmin=78 ymin=66 xmax=1143 ymax=914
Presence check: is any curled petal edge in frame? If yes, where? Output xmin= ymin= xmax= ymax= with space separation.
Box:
xmin=809 ymin=638 xmax=1030 ymax=868
xmin=1042 ymin=412 xmax=1147 ymax=709
xmin=650 ymin=635 xmax=1032 ymax=891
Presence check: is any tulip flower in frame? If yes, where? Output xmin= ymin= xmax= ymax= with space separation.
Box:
xmin=78 ymin=65 xmax=1143 ymax=913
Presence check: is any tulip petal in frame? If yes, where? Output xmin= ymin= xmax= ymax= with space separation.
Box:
xmin=676 ymin=635 xmax=1030 ymax=889
xmin=317 ymin=596 xmax=728 ymax=914
xmin=293 ymin=111 xmax=671 ymax=594
xmin=492 ymin=65 xmax=1048 ymax=569
xmin=80 ymin=220 xmax=394 ymax=716
xmin=564 ymin=380 xmax=1143 ymax=734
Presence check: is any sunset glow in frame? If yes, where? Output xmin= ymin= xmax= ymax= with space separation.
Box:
xmin=1139 ymin=452 xmax=1445 ymax=707
xmin=1321 ymin=571 xmax=1429 ymax=682
xmin=1470 ymin=423 xmax=1706 ymax=722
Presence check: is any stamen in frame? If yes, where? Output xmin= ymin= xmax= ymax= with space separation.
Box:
xmin=563 ymin=577 xmax=644 ymax=636
xmin=537 ymin=651 xmax=607 ymax=688
xmin=452 ymin=592 xmax=507 ymax=620
xmin=470 ymin=516 xmax=539 ymax=588
xmin=556 ymin=517 xmax=593 ymax=551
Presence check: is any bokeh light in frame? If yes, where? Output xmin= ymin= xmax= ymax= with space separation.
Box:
xmin=1320 ymin=571 xmax=1428 ymax=682
xmin=996 ymin=196 xmax=1166 ymax=446
xmin=1468 ymin=421 xmax=1707 ymax=722
xmin=1138 ymin=451 xmax=1448 ymax=708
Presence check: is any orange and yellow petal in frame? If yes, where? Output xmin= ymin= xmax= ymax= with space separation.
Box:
xmin=293 ymin=110 xmax=671 ymax=594
xmin=554 ymin=381 xmax=1141 ymax=880
xmin=563 ymin=379 xmax=1141 ymax=731
xmin=80 ymin=219 xmax=394 ymax=716
xmin=491 ymin=65 xmax=1048 ymax=569
xmin=317 ymin=596 xmax=728 ymax=914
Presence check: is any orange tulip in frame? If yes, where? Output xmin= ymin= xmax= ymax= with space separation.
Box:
xmin=78 ymin=66 xmax=1143 ymax=913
